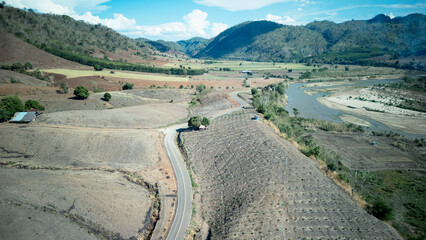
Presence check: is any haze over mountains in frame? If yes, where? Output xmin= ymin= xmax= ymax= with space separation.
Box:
xmin=0 ymin=5 xmax=425 ymax=68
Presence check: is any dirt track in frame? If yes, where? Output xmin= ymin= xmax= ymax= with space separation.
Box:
xmin=180 ymin=110 xmax=402 ymax=239
xmin=0 ymin=98 xmax=187 ymax=239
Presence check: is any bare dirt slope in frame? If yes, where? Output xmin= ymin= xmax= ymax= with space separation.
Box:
xmin=0 ymin=31 xmax=87 ymax=69
xmin=192 ymin=91 xmax=239 ymax=117
xmin=0 ymin=69 xmax=47 ymax=86
xmin=38 ymin=102 xmax=188 ymax=128
xmin=313 ymin=131 xmax=426 ymax=171
xmin=0 ymin=99 xmax=183 ymax=239
xmin=0 ymin=168 xmax=151 ymax=239
xmin=180 ymin=110 xmax=401 ymax=239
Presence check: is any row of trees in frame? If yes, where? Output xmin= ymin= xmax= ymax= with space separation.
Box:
xmin=45 ymin=48 xmax=206 ymax=76
xmin=0 ymin=62 xmax=46 ymax=81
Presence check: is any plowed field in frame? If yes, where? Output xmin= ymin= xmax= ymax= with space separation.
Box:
xmin=180 ymin=110 xmax=402 ymax=239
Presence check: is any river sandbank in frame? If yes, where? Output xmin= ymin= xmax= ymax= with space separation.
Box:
xmin=318 ymin=87 xmax=426 ymax=135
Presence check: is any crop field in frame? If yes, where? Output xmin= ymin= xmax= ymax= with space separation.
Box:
xmin=180 ymin=110 xmax=401 ymax=239
xmin=309 ymin=65 xmax=403 ymax=80
xmin=165 ymin=61 xmax=315 ymax=71
xmin=41 ymin=69 xmax=189 ymax=82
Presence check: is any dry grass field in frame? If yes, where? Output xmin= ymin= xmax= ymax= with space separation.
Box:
xmin=0 ymin=94 xmax=188 ymax=239
xmin=180 ymin=110 xmax=402 ymax=239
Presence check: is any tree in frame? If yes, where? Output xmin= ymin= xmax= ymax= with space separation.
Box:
xmin=188 ymin=115 xmax=210 ymax=130
xmin=60 ymin=82 xmax=69 ymax=94
xmin=103 ymin=92 xmax=112 ymax=101
xmin=122 ymin=82 xmax=134 ymax=90
xmin=201 ymin=117 xmax=210 ymax=126
xmin=0 ymin=95 xmax=25 ymax=122
xmin=179 ymin=85 xmax=184 ymax=89
xmin=367 ymin=200 xmax=394 ymax=220
xmin=25 ymin=99 xmax=45 ymax=111
xmin=251 ymin=87 xmax=259 ymax=96
xmin=24 ymin=62 xmax=33 ymax=69
xmin=73 ymin=86 xmax=90 ymax=99
xmin=94 ymin=64 xmax=103 ymax=71
xmin=293 ymin=108 xmax=299 ymax=116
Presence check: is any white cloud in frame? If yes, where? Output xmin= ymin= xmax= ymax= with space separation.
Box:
xmin=76 ymin=9 xmax=228 ymax=41
xmin=102 ymin=13 xmax=136 ymax=31
xmin=297 ymin=7 xmax=303 ymax=11
xmin=8 ymin=0 xmax=109 ymax=15
xmin=386 ymin=13 xmax=395 ymax=19
xmin=183 ymin=9 xmax=210 ymax=36
xmin=194 ymin=0 xmax=292 ymax=11
xmin=264 ymin=14 xmax=297 ymax=25
xmin=135 ymin=22 xmax=187 ymax=37
xmin=7 ymin=1 xmax=228 ymax=41
xmin=8 ymin=0 xmax=74 ymax=15
xmin=211 ymin=23 xmax=229 ymax=36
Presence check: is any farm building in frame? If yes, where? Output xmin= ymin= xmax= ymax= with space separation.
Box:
xmin=9 ymin=112 xmax=36 ymax=123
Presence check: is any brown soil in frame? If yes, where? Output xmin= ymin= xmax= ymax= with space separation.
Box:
xmin=192 ymin=91 xmax=240 ymax=117
xmin=37 ymin=102 xmax=188 ymax=129
xmin=312 ymin=130 xmax=426 ymax=171
xmin=0 ymin=95 xmax=183 ymax=239
xmin=0 ymin=69 xmax=47 ymax=86
xmin=180 ymin=110 xmax=402 ymax=239
xmin=0 ymin=31 xmax=88 ymax=69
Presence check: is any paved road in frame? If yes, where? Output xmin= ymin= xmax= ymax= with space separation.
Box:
xmin=165 ymin=92 xmax=248 ymax=240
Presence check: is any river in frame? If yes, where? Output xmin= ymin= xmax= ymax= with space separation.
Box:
xmin=284 ymin=79 xmax=425 ymax=139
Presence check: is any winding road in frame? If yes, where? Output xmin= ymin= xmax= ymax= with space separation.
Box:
xmin=165 ymin=91 xmax=248 ymax=240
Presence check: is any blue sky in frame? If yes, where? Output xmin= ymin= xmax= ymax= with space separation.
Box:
xmin=8 ymin=0 xmax=426 ymax=41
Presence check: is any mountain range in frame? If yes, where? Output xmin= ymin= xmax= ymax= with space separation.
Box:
xmin=0 ymin=5 xmax=425 ymax=67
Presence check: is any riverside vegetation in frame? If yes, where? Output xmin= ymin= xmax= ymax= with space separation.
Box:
xmin=251 ymin=83 xmax=425 ymax=239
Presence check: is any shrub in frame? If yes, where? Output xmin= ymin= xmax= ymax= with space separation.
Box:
xmin=196 ymin=84 xmax=206 ymax=94
xmin=188 ymin=115 xmax=202 ymax=129
xmin=122 ymin=82 xmax=134 ymax=90
xmin=60 ymin=82 xmax=69 ymax=94
xmin=327 ymin=162 xmax=337 ymax=171
xmin=73 ymin=86 xmax=90 ymax=99
xmin=179 ymin=85 xmax=184 ymax=89
xmin=24 ymin=62 xmax=33 ymax=69
xmin=25 ymin=99 xmax=45 ymax=111
xmin=123 ymin=82 xmax=135 ymax=90
xmin=201 ymin=117 xmax=210 ymax=126
xmin=188 ymin=115 xmax=210 ymax=129
xmin=367 ymin=200 xmax=394 ymax=220
xmin=0 ymin=95 xmax=25 ymax=122
xmin=103 ymin=92 xmax=112 ymax=101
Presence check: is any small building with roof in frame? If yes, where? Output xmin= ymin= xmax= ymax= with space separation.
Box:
xmin=9 ymin=112 xmax=36 ymax=123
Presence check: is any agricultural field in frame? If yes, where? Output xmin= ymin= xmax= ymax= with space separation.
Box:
xmin=42 ymin=69 xmax=190 ymax=82
xmin=180 ymin=110 xmax=401 ymax=239
xmin=165 ymin=60 xmax=315 ymax=71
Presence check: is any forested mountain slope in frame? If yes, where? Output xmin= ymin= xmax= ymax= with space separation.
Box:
xmin=196 ymin=14 xmax=426 ymax=66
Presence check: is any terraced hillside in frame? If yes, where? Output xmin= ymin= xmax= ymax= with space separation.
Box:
xmin=180 ymin=110 xmax=402 ymax=239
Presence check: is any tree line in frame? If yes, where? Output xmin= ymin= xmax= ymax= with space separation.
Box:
xmin=44 ymin=48 xmax=205 ymax=76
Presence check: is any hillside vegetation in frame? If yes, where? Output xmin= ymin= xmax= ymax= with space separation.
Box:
xmin=0 ymin=6 xmax=205 ymax=75
xmin=196 ymin=14 xmax=426 ymax=68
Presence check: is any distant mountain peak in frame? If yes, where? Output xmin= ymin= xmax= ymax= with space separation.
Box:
xmin=368 ymin=14 xmax=392 ymax=23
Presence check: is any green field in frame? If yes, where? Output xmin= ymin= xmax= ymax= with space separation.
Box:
xmin=41 ymin=69 xmax=189 ymax=82
xmin=164 ymin=61 xmax=315 ymax=71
